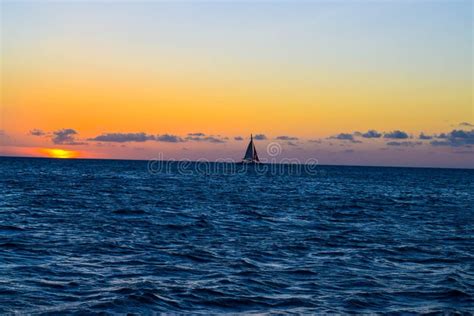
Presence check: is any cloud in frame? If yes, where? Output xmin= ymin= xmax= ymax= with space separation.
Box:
xmin=360 ymin=130 xmax=382 ymax=138
xmin=88 ymin=132 xmax=224 ymax=143
xmin=329 ymin=133 xmax=361 ymax=143
xmin=308 ymin=139 xmax=322 ymax=144
xmin=419 ymin=132 xmax=433 ymax=140
xmin=384 ymin=130 xmax=409 ymax=139
xmin=331 ymin=133 xmax=353 ymax=140
xmin=254 ymin=134 xmax=267 ymax=140
xmin=204 ymin=137 xmax=226 ymax=143
xmin=459 ymin=122 xmax=474 ymax=127
xmin=185 ymin=135 xmax=226 ymax=143
xmin=88 ymin=132 xmax=155 ymax=143
xmin=187 ymin=132 xmax=230 ymax=142
xmin=276 ymin=135 xmax=299 ymax=141
xmin=234 ymin=136 xmax=243 ymax=141
xmin=29 ymin=129 xmax=46 ymax=136
xmin=448 ymin=129 xmax=474 ymax=141
xmin=52 ymin=128 xmax=85 ymax=145
xmin=287 ymin=141 xmax=298 ymax=146
xmin=155 ymin=134 xmax=185 ymax=143
xmin=430 ymin=129 xmax=474 ymax=147
xmin=386 ymin=141 xmax=422 ymax=147
xmin=430 ymin=141 xmax=449 ymax=146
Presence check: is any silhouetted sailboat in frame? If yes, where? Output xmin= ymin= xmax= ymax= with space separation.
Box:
xmin=241 ymin=134 xmax=260 ymax=164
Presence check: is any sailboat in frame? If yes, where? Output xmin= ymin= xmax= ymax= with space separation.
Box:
xmin=241 ymin=134 xmax=260 ymax=164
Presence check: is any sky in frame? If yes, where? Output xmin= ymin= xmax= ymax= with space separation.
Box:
xmin=0 ymin=0 xmax=473 ymax=168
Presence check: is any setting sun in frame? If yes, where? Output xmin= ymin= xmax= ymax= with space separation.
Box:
xmin=40 ymin=148 xmax=79 ymax=159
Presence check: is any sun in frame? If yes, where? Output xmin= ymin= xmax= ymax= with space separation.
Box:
xmin=40 ymin=148 xmax=79 ymax=159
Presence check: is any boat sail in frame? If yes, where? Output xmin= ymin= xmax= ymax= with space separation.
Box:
xmin=242 ymin=134 xmax=260 ymax=163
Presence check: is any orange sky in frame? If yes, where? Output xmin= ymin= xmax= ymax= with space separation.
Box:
xmin=0 ymin=1 xmax=473 ymax=167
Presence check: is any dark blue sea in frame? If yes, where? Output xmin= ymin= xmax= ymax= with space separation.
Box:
xmin=1 ymin=157 xmax=473 ymax=314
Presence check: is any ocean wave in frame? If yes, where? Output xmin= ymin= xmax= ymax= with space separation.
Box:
xmin=0 ymin=158 xmax=473 ymax=314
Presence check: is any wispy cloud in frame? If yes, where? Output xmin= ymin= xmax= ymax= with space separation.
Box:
xmin=156 ymin=134 xmax=185 ymax=143
xmin=459 ymin=122 xmax=474 ymax=127
xmin=234 ymin=136 xmax=243 ymax=141
xmin=52 ymin=129 xmax=86 ymax=145
xmin=276 ymin=135 xmax=299 ymax=141
xmin=360 ymin=130 xmax=382 ymax=138
xmin=430 ymin=129 xmax=474 ymax=147
xmin=88 ymin=132 xmax=185 ymax=143
xmin=384 ymin=130 xmax=409 ymax=139
xmin=254 ymin=134 xmax=267 ymax=140
xmin=87 ymin=132 xmax=229 ymax=143
xmin=386 ymin=141 xmax=422 ymax=147
xmin=88 ymin=132 xmax=155 ymax=143
xmin=329 ymin=133 xmax=361 ymax=143
xmin=187 ymin=132 xmax=205 ymax=137
xmin=418 ymin=132 xmax=433 ymax=140
xmin=185 ymin=134 xmax=226 ymax=143
xmin=29 ymin=129 xmax=46 ymax=136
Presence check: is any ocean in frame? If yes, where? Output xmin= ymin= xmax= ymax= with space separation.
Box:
xmin=0 ymin=157 xmax=473 ymax=314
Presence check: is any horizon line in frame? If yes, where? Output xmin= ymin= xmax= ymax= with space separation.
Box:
xmin=1 ymin=155 xmax=473 ymax=171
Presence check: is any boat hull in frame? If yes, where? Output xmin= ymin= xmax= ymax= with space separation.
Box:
xmin=237 ymin=160 xmax=261 ymax=165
